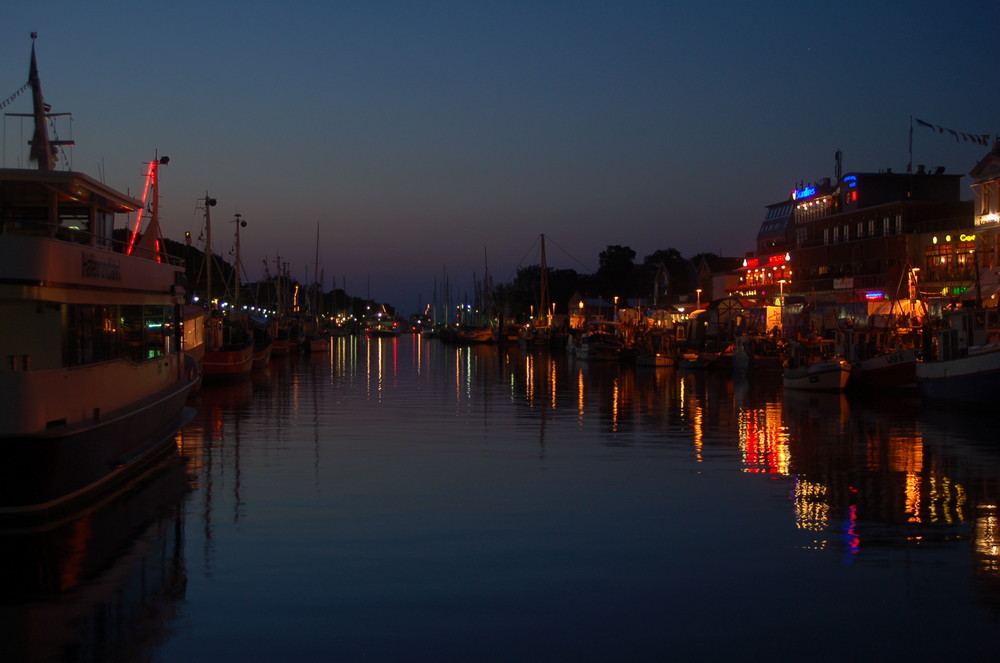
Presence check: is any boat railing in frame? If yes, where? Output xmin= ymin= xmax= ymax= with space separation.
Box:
xmin=0 ymin=218 xmax=184 ymax=267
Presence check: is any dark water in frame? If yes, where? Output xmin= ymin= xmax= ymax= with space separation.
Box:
xmin=3 ymin=334 xmax=1000 ymax=661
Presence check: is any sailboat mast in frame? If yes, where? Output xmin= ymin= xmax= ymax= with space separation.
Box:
xmin=539 ymin=234 xmax=549 ymax=326
xmin=314 ymin=223 xmax=321 ymax=322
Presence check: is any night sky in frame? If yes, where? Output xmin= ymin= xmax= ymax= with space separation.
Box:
xmin=3 ymin=1 xmax=997 ymax=313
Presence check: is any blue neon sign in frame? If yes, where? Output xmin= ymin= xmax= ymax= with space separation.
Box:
xmin=792 ymin=186 xmax=816 ymax=200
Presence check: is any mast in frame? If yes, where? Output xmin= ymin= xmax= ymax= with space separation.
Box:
xmin=21 ymin=34 xmax=73 ymax=172
xmin=202 ymin=194 xmax=217 ymax=308
xmin=314 ymin=223 xmax=321 ymax=324
xmin=27 ymin=34 xmax=53 ymax=171
xmin=233 ymin=213 xmax=245 ymax=312
xmin=539 ymin=234 xmax=549 ymax=326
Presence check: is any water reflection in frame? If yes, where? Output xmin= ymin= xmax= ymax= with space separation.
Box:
xmin=0 ymin=453 xmax=189 ymax=662
xmin=12 ymin=336 xmax=1000 ymax=660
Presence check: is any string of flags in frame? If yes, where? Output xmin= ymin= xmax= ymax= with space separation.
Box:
xmin=915 ymin=118 xmax=990 ymax=146
xmin=0 ymin=81 xmax=29 ymax=111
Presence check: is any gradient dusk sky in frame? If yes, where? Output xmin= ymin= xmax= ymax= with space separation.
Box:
xmin=3 ymin=1 xmax=997 ymax=313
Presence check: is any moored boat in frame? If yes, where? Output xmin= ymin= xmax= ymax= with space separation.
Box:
xmin=574 ymin=320 xmax=623 ymax=361
xmin=202 ymin=316 xmax=254 ymax=378
xmin=252 ymin=324 xmax=273 ymax=369
xmin=732 ymin=334 xmax=783 ymax=373
xmin=367 ymin=319 xmax=401 ymax=338
xmin=636 ymin=352 xmax=675 ymax=367
xmin=452 ymin=325 xmax=495 ymax=344
xmin=851 ymin=347 xmax=918 ymax=390
xmin=916 ymin=307 xmax=1000 ymax=404
xmin=0 ymin=36 xmax=199 ymax=518
xmin=782 ymin=340 xmax=851 ymax=391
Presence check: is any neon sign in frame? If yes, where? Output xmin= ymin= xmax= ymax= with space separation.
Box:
xmin=960 ymin=233 xmax=976 ymax=242
xmin=792 ymin=186 xmax=816 ymax=200
xmin=844 ymin=175 xmax=857 ymax=187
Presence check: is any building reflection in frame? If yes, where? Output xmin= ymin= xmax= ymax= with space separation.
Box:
xmin=502 ymin=350 xmax=1000 ymax=586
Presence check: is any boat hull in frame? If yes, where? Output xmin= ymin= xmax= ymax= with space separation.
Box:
xmin=783 ymin=359 xmax=851 ymax=391
xmin=636 ymin=353 xmax=675 ymax=367
xmin=852 ymin=348 xmax=917 ymax=390
xmin=0 ymin=374 xmax=197 ymax=520
xmin=916 ymin=347 xmax=1000 ymax=404
xmin=203 ymin=345 xmax=254 ymax=377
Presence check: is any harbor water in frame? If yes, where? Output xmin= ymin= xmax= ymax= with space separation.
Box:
xmin=3 ymin=334 xmax=1000 ymax=661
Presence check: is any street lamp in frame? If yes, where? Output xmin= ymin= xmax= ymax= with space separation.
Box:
xmin=778 ymin=279 xmax=786 ymax=305
xmin=696 ymin=288 xmax=702 ymax=309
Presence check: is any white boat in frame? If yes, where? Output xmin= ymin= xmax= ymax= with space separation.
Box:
xmin=0 ymin=36 xmax=199 ymax=518
xmin=782 ymin=341 xmax=851 ymax=391
xmin=916 ymin=307 xmax=1000 ymax=404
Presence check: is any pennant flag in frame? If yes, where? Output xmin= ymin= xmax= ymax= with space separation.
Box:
xmin=915 ymin=118 xmax=992 ymax=148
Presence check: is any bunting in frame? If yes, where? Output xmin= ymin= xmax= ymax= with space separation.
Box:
xmin=0 ymin=81 xmax=29 ymax=110
xmin=914 ymin=117 xmax=990 ymax=146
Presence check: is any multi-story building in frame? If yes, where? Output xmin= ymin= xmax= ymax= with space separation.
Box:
xmin=967 ymin=140 xmax=1000 ymax=303
xmin=736 ymin=166 xmax=974 ymax=307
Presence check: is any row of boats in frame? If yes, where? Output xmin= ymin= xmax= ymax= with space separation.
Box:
xmin=552 ymin=306 xmax=1000 ymax=403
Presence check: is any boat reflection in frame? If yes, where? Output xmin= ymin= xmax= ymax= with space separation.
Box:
xmin=0 ymin=452 xmax=190 ymax=662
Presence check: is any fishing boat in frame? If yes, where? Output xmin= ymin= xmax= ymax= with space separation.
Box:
xmin=573 ymin=320 xmax=623 ymax=361
xmin=837 ymin=296 xmax=924 ymax=391
xmin=202 ymin=315 xmax=254 ymax=377
xmin=196 ymin=195 xmax=253 ymax=378
xmin=732 ymin=334 xmax=783 ymax=373
xmin=252 ymin=323 xmax=273 ymax=369
xmin=782 ymin=340 xmax=851 ymax=391
xmin=0 ymin=36 xmax=199 ymax=518
xmin=916 ymin=307 xmax=1000 ymax=404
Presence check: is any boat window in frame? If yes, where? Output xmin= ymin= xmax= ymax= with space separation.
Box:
xmin=65 ymin=304 xmax=121 ymax=366
xmin=121 ymin=305 xmax=171 ymax=362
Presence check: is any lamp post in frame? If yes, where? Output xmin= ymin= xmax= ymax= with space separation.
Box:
xmin=696 ymin=288 xmax=702 ymax=309
xmin=778 ymin=279 xmax=786 ymax=306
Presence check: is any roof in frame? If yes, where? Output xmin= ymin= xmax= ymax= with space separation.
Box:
xmin=0 ymin=167 xmax=144 ymax=212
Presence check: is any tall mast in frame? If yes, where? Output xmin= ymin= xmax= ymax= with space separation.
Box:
xmin=539 ymin=234 xmax=549 ymax=326
xmin=202 ymin=193 xmax=217 ymax=307
xmin=27 ymin=34 xmax=53 ymax=171
xmin=233 ymin=213 xmax=245 ymax=312
xmin=23 ymin=34 xmax=73 ymax=171
xmin=314 ymin=223 xmax=321 ymax=322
